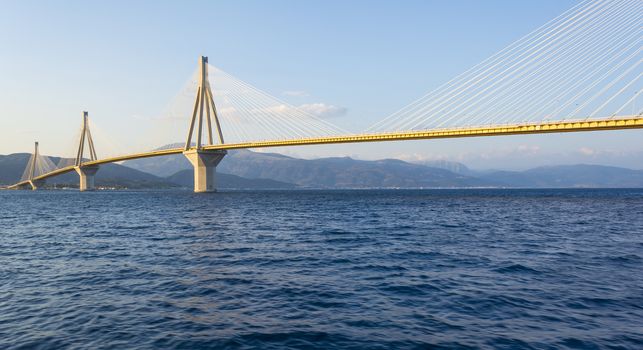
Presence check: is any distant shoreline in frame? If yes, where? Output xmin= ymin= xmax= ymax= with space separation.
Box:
xmin=2 ymin=187 xmax=642 ymax=192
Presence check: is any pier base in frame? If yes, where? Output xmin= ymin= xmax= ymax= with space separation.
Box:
xmin=75 ymin=165 xmax=100 ymax=192
xmin=28 ymin=180 xmax=45 ymax=190
xmin=183 ymin=149 xmax=227 ymax=193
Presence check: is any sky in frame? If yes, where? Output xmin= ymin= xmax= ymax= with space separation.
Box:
xmin=0 ymin=0 xmax=641 ymax=170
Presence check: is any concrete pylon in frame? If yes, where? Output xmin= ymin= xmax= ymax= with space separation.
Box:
xmin=184 ymin=56 xmax=225 ymax=151
xmin=28 ymin=180 xmax=45 ymax=191
xmin=75 ymin=165 xmax=100 ymax=192
xmin=183 ymin=149 xmax=227 ymax=193
xmin=27 ymin=142 xmax=45 ymax=190
xmin=183 ymin=56 xmax=227 ymax=193
xmin=75 ymin=112 xmax=100 ymax=192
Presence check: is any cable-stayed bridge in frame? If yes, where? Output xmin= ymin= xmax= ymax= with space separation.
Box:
xmin=5 ymin=0 xmax=643 ymax=192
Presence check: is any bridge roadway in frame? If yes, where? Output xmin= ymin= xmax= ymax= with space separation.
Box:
xmin=6 ymin=115 xmax=643 ymax=189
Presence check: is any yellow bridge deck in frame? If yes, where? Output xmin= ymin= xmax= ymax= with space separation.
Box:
xmin=6 ymin=116 xmax=643 ymax=189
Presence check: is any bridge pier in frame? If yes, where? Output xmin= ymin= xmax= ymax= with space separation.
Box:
xmin=23 ymin=180 xmax=45 ymax=190
xmin=183 ymin=149 xmax=227 ymax=193
xmin=75 ymin=165 xmax=100 ymax=191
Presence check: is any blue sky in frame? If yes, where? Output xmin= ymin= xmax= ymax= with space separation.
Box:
xmin=1 ymin=0 xmax=641 ymax=169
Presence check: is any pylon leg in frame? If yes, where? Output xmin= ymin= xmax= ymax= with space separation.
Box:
xmin=75 ymin=165 xmax=100 ymax=191
xmin=29 ymin=180 xmax=45 ymax=191
xmin=183 ymin=150 xmax=227 ymax=193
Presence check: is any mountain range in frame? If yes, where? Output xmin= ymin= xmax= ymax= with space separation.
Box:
xmin=1 ymin=149 xmax=642 ymax=189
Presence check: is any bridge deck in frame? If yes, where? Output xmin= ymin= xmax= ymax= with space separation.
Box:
xmin=7 ymin=115 xmax=643 ymax=189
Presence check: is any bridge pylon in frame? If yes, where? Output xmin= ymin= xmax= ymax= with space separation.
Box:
xmin=74 ymin=111 xmax=100 ymax=191
xmin=183 ymin=56 xmax=227 ymax=193
xmin=25 ymin=142 xmax=46 ymax=190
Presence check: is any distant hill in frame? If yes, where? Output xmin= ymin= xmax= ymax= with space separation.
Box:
xmin=480 ymin=164 xmax=643 ymax=188
xmin=167 ymin=170 xmax=296 ymax=189
xmin=125 ymin=149 xmax=492 ymax=188
xmin=4 ymin=150 xmax=643 ymax=189
xmin=220 ymin=151 xmax=491 ymax=188
xmin=0 ymin=154 xmax=177 ymax=189
xmin=0 ymin=153 xmax=296 ymax=190
xmin=0 ymin=153 xmax=31 ymax=184
xmin=414 ymin=159 xmax=477 ymax=176
xmin=124 ymin=149 xmax=643 ymax=188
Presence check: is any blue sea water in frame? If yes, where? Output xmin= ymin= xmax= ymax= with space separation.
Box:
xmin=0 ymin=189 xmax=642 ymax=349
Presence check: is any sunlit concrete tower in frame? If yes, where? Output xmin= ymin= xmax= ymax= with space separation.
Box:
xmin=74 ymin=111 xmax=100 ymax=191
xmin=183 ymin=56 xmax=227 ymax=193
xmin=27 ymin=142 xmax=45 ymax=190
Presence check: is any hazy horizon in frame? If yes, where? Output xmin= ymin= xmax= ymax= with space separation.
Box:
xmin=3 ymin=144 xmax=643 ymax=173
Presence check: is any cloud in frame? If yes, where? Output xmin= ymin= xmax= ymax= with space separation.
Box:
xmin=516 ymin=145 xmax=541 ymax=154
xmin=578 ymin=147 xmax=595 ymax=156
xmin=298 ymin=103 xmax=347 ymax=118
xmin=217 ymin=106 xmax=237 ymax=115
xmin=282 ymin=90 xmax=309 ymax=97
xmin=260 ymin=105 xmax=292 ymax=114
xmin=210 ymin=103 xmax=347 ymax=122
xmin=395 ymin=153 xmax=449 ymax=162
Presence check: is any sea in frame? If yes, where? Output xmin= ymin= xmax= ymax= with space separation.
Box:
xmin=1 ymin=189 xmax=642 ymax=349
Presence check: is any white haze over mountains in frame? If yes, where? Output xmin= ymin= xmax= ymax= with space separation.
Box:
xmin=394 ymin=148 xmax=643 ymax=172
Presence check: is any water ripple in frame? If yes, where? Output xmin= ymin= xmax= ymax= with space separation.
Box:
xmin=1 ymin=189 xmax=642 ymax=349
